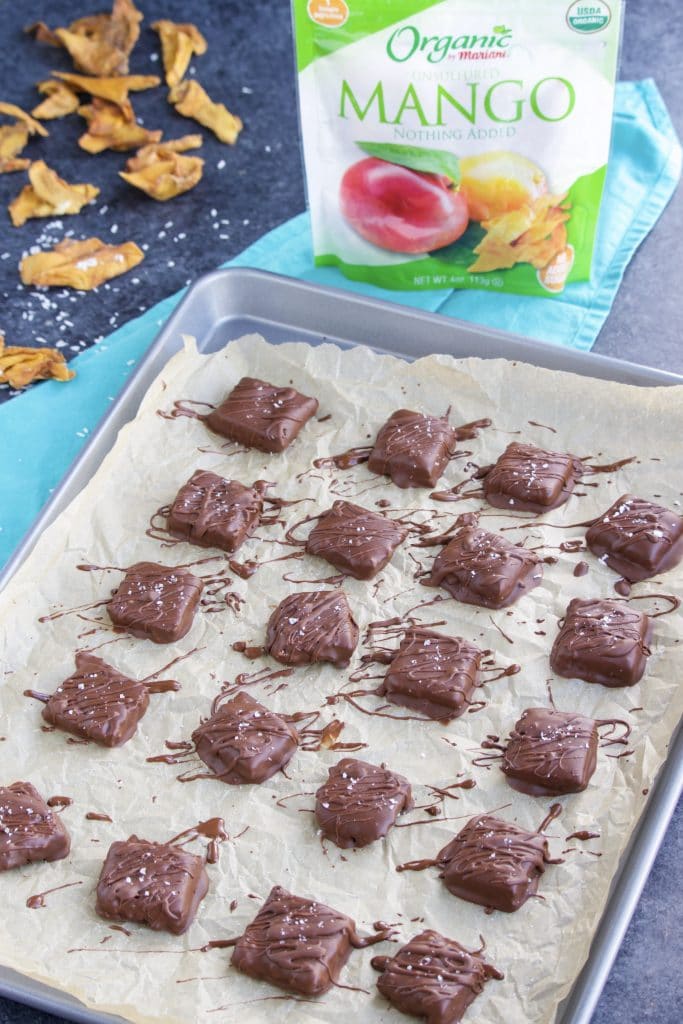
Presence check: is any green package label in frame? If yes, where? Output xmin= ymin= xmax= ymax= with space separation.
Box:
xmin=292 ymin=0 xmax=622 ymax=296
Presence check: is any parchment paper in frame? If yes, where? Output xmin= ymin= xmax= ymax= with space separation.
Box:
xmin=1 ymin=335 xmax=681 ymax=1024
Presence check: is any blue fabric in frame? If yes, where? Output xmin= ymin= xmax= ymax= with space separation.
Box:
xmin=1 ymin=80 xmax=680 ymax=569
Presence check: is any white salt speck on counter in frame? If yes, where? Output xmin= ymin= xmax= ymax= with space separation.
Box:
xmin=217 ymin=159 xmax=226 ymax=170
xmin=242 ymin=86 xmax=253 ymax=94
xmin=110 ymin=224 xmax=118 ymax=234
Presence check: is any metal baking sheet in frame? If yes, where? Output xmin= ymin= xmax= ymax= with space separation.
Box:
xmin=1 ymin=268 xmax=681 ymax=1024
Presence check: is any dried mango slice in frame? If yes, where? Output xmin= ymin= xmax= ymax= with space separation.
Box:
xmin=468 ymin=193 xmax=570 ymax=274
xmin=120 ymin=137 xmax=204 ymax=200
xmin=0 ymin=123 xmax=30 ymax=174
xmin=25 ymin=22 xmax=63 ymax=47
xmin=9 ymin=160 xmax=99 ymax=227
xmin=0 ymin=102 xmax=48 ymax=138
xmin=30 ymin=1 xmax=143 ymax=76
xmin=78 ymin=98 xmax=162 ymax=153
xmin=0 ymin=336 xmax=75 ymax=389
xmin=168 ymin=80 xmax=242 ymax=145
xmin=32 ymin=81 xmax=81 ymax=120
xmin=20 ymin=237 xmax=144 ymax=289
xmin=152 ymin=20 xmax=208 ymax=87
xmin=54 ymin=72 xmax=160 ymax=121
xmin=133 ymin=133 xmax=202 ymax=161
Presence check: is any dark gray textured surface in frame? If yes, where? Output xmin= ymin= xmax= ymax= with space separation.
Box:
xmin=0 ymin=0 xmax=680 ymax=1021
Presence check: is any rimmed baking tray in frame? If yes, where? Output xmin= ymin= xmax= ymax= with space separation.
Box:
xmin=1 ymin=268 xmax=681 ymax=1024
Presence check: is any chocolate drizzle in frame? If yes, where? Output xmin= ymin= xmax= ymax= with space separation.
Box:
xmin=428 ymin=526 xmax=543 ymax=609
xmin=493 ymin=708 xmax=600 ymax=797
xmin=162 ymin=472 xmax=271 ymax=554
xmin=372 ymin=929 xmax=503 ymax=1024
xmin=550 ymin=598 xmax=652 ymax=687
xmin=27 ymin=652 xmax=178 ymax=747
xmin=305 ymin=500 xmax=407 ymax=580
xmin=397 ymin=809 xmax=562 ymax=913
xmin=586 ymin=494 xmax=683 ymax=582
xmin=156 ymin=398 xmax=215 ymax=421
xmin=482 ymin=442 xmax=584 ymax=513
xmin=230 ymin=885 xmax=392 ymax=996
xmin=315 ymin=758 xmax=413 ymax=849
xmin=0 ymin=782 xmax=71 ymax=871
xmin=204 ymin=377 xmax=319 ymax=453
xmin=26 ymin=880 xmax=83 ymax=909
xmin=367 ymin=409 xmax=457 ymax=488
xmin=108 ymin=562 xmax=204 ymax=643
xmin=95 ymin=833 xmax=210 ymax=935
xmin=265 ymin=589 xmax=359 ymax=668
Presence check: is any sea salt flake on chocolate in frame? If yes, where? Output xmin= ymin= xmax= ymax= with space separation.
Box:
xmin=95 ymin=836 xmax=209 ymax=934
xmin=380 ymin=628 xmax=483 ymax=720
xmin=502 ymin=707 xmax=598 ymax=796
xmin=266 ymin=589 xmax=359 ymax=667
xmin=550 ymin=597 xmax=652 ymax=687
xmin=167 ymin=470 xmax=264 ymax=553
xmin=585 ymin=493 xmax=683 ymax=582
xmin=306 ymin=500 xmax=407 ymax=580
xmin=436 ymin=814 xmax=553 ymax=913
xmin=0 ymin=781 xmax=70 ymax=872
xmin=193 ymin=692 xmax=298 ymax=784
xmin=204 ymin=376 xmax=318 ymax=453
xmin=372 ymin=929 xmax=503 ymax=1024
xmin=484 ymin=441 xmax=582 ymax=512
xmin=428 ymin=526 xmax=542 ymax=609
xmin=315 ymin=758 xmax=413 ymax=848
xmin=231 ymin=885 xmax=358 ymax=995
xmin=42 ymin=652 xmax=150 ymax=747
xmin=107 ymin=561 xmax=203 ymax=643
xmin=368 ymin=409 xmax=456 ymax=488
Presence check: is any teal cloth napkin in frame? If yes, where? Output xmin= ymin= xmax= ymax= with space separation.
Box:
xmin=1 ymin=79 xmax=680 ymax=570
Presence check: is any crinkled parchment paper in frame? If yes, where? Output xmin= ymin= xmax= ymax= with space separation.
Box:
xmin=0 ymin=335 xmax=682 ymax=1024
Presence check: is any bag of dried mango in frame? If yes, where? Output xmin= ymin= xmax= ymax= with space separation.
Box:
xmin=292 ymin=0 xmax=623 ymax=294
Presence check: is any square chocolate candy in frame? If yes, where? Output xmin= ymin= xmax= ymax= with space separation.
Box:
xmin=315 ymin=758 xmax=413 ymax=848
xmin=373 ymin=929 xmax=503 ymax=1024
xmin=484 ymin=442 xmax=582 ymax=513
xmin=379 ymin=628 xmax=483 ymax=720
xmin=501 ymin=707 xmax=599 ymax=796
xmin=436 ymin=814 xmax=552 ymax=913
xmin=368 ymin=409 xmax=456 ymax=488
xmin=550 ymin=597 xmax=652 ymax=687
xmin=42 ymin=653 xmax=150 ymax=747
xmin=428 ymin=526 xmax=542 ymax=609
xmin=231 ymin=885 xmax=358 ymax=995
xmin=306 ymin=500 xmax=407 ymax=580
xmin=108 ymin=561 xmax=203 ymax=644
xmin=266 ymin=589 xmax=359 ymax=667
xmin=205 ymin=376 xmax=318 ymax=453
xmin=96 ymin=835 xmax=209 ymax=934
xmin=167 ymin=470 xmax=264 ymax=553
xmin=192 ymin=692 xmax=299 ymax=784
xmin=0 ymin=781 xmax=70 ymax=872
xmin=586 ymin=494 xmax=683 ymax=582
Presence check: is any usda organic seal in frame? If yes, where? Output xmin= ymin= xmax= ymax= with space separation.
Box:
xmin=567 ymin=1 xmax=611 ymax=32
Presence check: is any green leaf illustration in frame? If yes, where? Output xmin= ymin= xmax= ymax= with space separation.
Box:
xmin=357 ymin=141 xmax=460 ymax=184
xmin=430 ymin=222 xmax=486 ymax=263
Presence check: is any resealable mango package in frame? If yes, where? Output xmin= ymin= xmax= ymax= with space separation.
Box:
xmin=292 ymin=0 xmax=623 ymax=294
